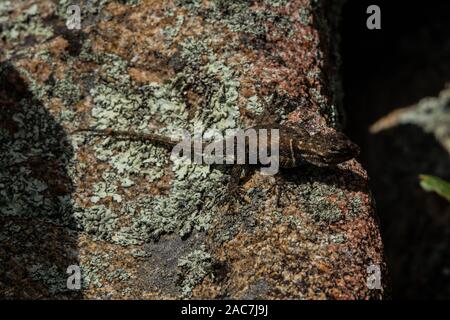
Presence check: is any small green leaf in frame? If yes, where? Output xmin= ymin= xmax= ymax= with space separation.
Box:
xmin=419 ymin=175 xmax=450 ymax=202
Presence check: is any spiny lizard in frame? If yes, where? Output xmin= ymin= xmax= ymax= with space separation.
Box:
xmin=71 ymin=122 xmax=360 ymax=197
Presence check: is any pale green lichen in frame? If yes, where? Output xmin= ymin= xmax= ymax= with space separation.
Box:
xmin=27 ymin=263 xmax=70 ymax=294
xmin=163 ymin=15 xmax=185 ymax=38
xmin=72 ymin=203 xmax=117 ymax=239
xmin=297 ymin=5 xmax=313 ymax=25
xmin=65 ymin=45 xmax=242 ymax=244
xmin=0 ymin=84 xmax=72 ymax=223
xmin=53 ymin=71 xmax=82 ymax=107
xmin=14 ymin=67 xmax=52 ymax=101
xmin=263 ymin=0 xmax=291 ymax=7
xmin=295 ymin=179 xmax=346 ymax=223
xmin=56 ymin=0 xmax=111 ymax=20
xmin=132 ymin=165 xmax=225 ymax=240
xmin=79 ymin=252 xmax=132 ymax=291
xmin=245 ymin=94 xmax=264 ymax=115
xmin=177 ymin=248 xmax=214 ymax=297
xmin=11 ymin=43 xmax=218 ymax=247
xmin=176 ymin=0 xmax=293 ymax=38
xmin=92 ymin=139 xmax=167 ymax=179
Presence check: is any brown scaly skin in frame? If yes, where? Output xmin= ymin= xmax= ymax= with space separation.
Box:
xmin=226 ymin=122 xmax=359 ymax=200
xmin=250 ymin=122 xmax=360 ymax=167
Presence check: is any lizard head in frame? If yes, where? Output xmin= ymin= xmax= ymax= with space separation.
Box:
xmin=297 ymin=131 xmax=360 ymax=166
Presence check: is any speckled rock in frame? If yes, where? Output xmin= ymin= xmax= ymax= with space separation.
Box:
xmin=0 ymin=0 xmax=387 ymax=299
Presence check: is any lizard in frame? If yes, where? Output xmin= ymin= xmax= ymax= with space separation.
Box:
xmin=70 ymin=121 xmax=360 ymax=201
xmin=71 ymin=87 xmax=359 ymax=202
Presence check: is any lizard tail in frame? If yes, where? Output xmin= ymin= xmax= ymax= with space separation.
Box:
xmin=70 ymin=128 xmax=178 ymax=147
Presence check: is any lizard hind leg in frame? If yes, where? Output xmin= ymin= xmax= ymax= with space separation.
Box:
xmin=266 ymin=174 xmax=294 ymax=207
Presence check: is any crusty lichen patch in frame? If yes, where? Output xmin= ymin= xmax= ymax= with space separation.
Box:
xmin=0 ymin=2 xmax=54 ymax=60
xmin=65 ymin=46 xmax=243 ymax=244
xmin=177 ymin=247 xmax=214 ymax=298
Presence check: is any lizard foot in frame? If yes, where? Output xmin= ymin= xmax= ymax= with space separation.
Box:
xmin=228 ymin=184 xmax=251 ymax=206
xmin=267 ymin=176 xmax=293 ymax=207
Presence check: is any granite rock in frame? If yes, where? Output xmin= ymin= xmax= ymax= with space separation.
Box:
xmin=0 ymin=0 xmax=387 ymax=299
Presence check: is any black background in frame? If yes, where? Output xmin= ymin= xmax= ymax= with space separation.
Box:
xmin=343 ymin=0 xmax=450 ymax=299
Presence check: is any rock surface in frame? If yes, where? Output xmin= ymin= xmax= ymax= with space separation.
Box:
xmin=0 ymin=0 xmax=386 ymax=299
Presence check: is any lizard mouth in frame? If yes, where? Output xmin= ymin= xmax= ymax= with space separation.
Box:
xmin=322 ymin=141 xmax=360 ymax=164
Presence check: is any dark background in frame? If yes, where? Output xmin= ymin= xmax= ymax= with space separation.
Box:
xmin=342 ymin=0 xmax=450 ymax=299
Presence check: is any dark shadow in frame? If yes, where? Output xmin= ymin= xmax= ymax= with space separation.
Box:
xmin=0 ymin=62 xmax=81 ymax=299
xmin=342 ymin=0 xmax=450 ymax=298
xmin=368 ymin=125 xmax=450 ymax=299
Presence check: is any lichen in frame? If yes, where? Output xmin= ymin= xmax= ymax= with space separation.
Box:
xmin=0 ymin=87 xmax=72 ymax=222
xmin=0 ymin=2 xmax=54 ymax=59
xmin=177 ymin=248 xmax=214 ymax=297
xmin=176 ymin=0 xmax=293 ymax=38
xmin=27 ymin=263 xmax=70 ymax=294
xmin=296 ymin=179 xmax=346 ymax=223
xmin=72 ymin=203 xmax=117 ymax=239
xmin=53 ymin=70 xmax=82 ymax=107
xmin=56 ymin=0 xmax=111 ymax=20
xmin=63 ymin=46 xmax=242 ymax=244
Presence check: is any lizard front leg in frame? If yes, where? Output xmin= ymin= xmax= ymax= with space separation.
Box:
xmin=227 ymin=164 xmax=253 ymax=205
xmin=266 ymin=174 xmax=293 ymax=207
xmin=228 ymin=164 xmax=244 ymax=198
